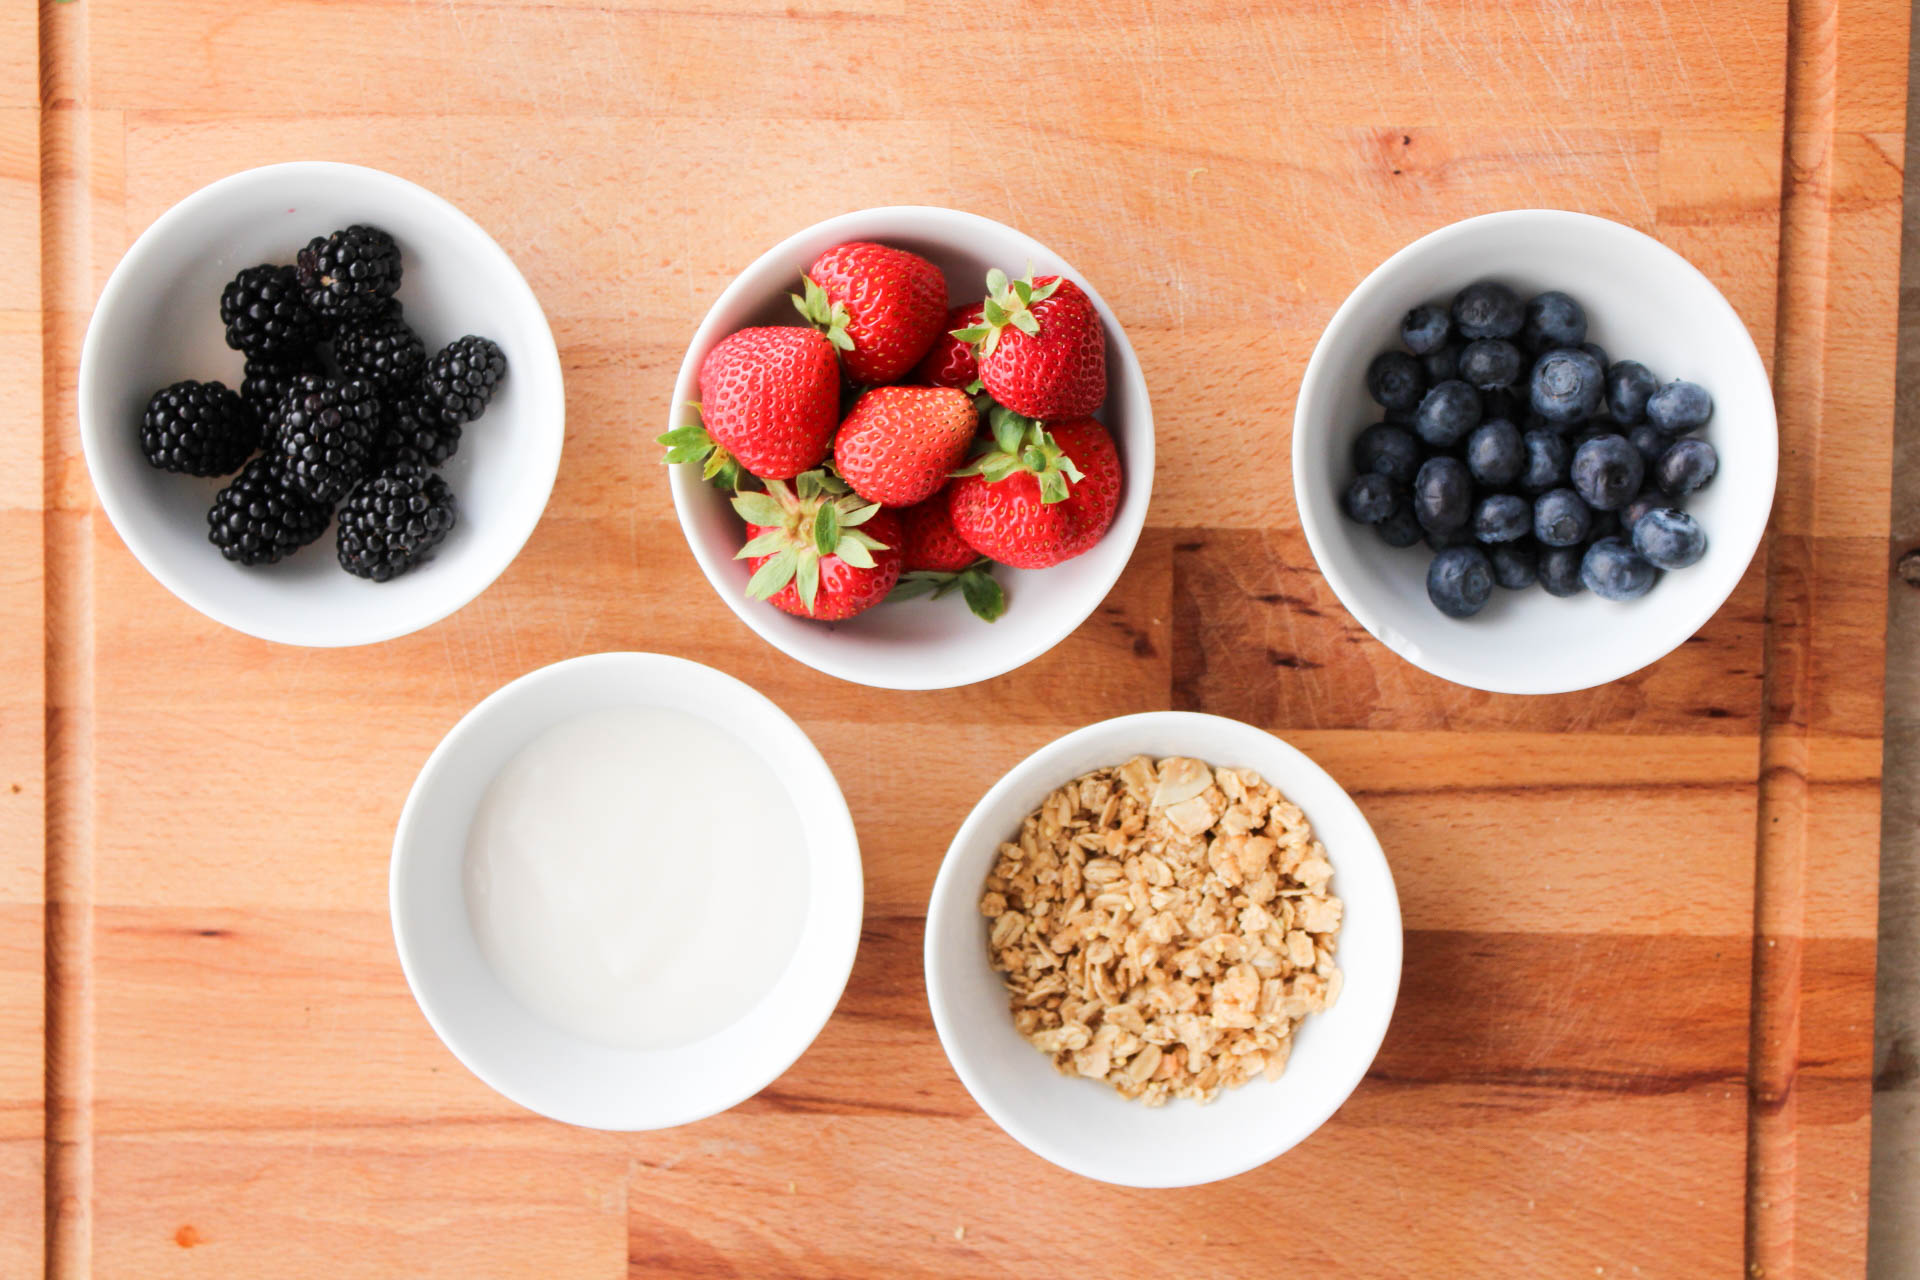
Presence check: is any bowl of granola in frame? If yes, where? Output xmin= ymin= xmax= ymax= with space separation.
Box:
xmin=923 ymin=711 xmax=1401 ymax=1186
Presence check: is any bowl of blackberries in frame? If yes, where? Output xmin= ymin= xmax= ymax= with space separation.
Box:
xmin=79 ymin=162 xmax=564 ymax=646
xmin=1293 ymin=211 xmax=1777 ymax=695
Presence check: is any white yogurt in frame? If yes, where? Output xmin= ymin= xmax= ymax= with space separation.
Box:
xmin=463 ymin=705 xmax=808 ymax=1051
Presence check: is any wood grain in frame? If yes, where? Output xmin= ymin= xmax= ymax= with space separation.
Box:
xmin=12 ymin=0 xmax=1903 ymax=1276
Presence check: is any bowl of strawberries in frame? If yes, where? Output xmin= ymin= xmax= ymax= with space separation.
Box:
xmin=660 ymin=207 xmax=1153 ymax=690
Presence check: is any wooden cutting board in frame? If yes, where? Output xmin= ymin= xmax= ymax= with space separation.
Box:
xmin=4 ymin=1 xmax=1903 ymax=1275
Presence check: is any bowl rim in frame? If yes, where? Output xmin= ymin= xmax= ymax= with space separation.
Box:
xmin=77 ymin=159 xmax=566 ymax=648
xmin=388 ymin=650 xmax=865 ymax=1130
xmin=922 ymin=710 xmax=1403 ymax=1186
xmin=1291 ymin=208 xmax=1779 ymax=695
xmin=665 ymin=204 xmax=1155 ymax=691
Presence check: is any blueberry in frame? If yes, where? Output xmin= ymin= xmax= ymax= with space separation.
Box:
xmin=1413 ymin=379 xmax=1482 ymax=448
xmin=1533 ymin=488 xmax=1593 ymax=547
xmin=1605 ymin=360 xmax=1658 ymax=423
xmin=1401 ymin=304 xmax=1451 ymax=355
xmin=1489 ymin=539 xmax=1538 ymax=590
xmin=1421 ymin=344 xmax=1459 ymax=384
xmin=1374 ymin=505 xmax=1423 ymax=548
xmin=1571 ymin=433 xmax=1645 ymax=510
xmin=1352 ymin=423 xmax=1423 ymax=485
xmin=1579 ymin=341 xmax=1610 ymax=369
xmin=1473 ymin=493 xmax=1531 ymax=543
xmin=1427 ymin=545 xmax=1495 ymax=618
xmin=1458 ymin=338 xmax=1524 ymax=390
xmin=1654 ymin=437 xmax=1718 ymax=497
xmin=1632 ymin=507 xmax=1707 ymax=569
xmin=1451 ymin=281 xmax=1524 ymax=340
xmin=1622 ymin=488 xmax=1663 ymax=532
xmin=1627 ymin=424 xmax=1667 ymax=465
xmin=1342 ymin=472 xmax=1400 ymax=524
xmin=1530 ymin=347 xmax=1605 ymax=424
xmin=1413 ymin=455 xmax=1473 ymax=533
xmin=1580 ymin=536 xmax=1659 ymax=601
xmin=1425 ymin=524 xmax=1474 ymax=552
xmin=1522 ymin=291 xmax=1587 ymax=353
xmin=1519 ymin=429 xmax=1571 ymax=493
xmin=1539 ymin=545 xmax=1587 ymax=597
xmin=1465 ymin=419 xmax=1525 ymax=487
xmin=1645 ymin=380 xmax=1713 ymax=434
xmin=1366 ymin=350 xmax=1427 ymax=417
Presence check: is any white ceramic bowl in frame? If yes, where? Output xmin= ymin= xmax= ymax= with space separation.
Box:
xmin=1293 ymin=210 xmax=1777 ymax=694
xmin=79 ymin=161 xmax=565 ymax=647
xmin=924 ymin=711 xmax=1400 ymax=1187
xmin=666 ymin=206 xmax=1154 ymax=690
xmin=390 ymin=652 xmax=862 ymax=1130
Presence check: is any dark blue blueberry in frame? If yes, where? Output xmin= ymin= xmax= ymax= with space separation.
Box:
xmin=1352 ymin=422 xmax=1423 ymax=485
xmin=1451 ymin=281 xmax=1524 ymax=340
xmin=1571 ymin=433 xmax=1645 ymax=511
xmin=1580 ymin=536 xmax=1659 ymax=601
xmin=1627 ymin=424 xmax=1667 ymax=466
xmin=1374 ymin=505 xmax=1423 ymax=548
xmin=1412 ymin=455 xmax=1473 ymax=533
xmin=1519 ymin=429 xmax=1571 ymax=493
xmin=1586 ymin=507 xmax=1620 ymax=543
xmin=1458 ymin=338 xmax=1524 ymax=390
xmin=1342 ymin=472 xmax=1400 ymax=524
xmin=1425 ymin=524 xmax=1474 ymax=552
xmin=1622 ymin=488 xmax=1663 ymax=532
xmin=1654 ymin=437 xmax=1718 ymax=497
xmin=1645 ymin=380 xmax=1713 ymax=434
xmin=1579 ymin=341 xmax=1610 ymax=369
xmin=1482 ymin=387 xmax=1521 ymax=422
xmin=1632 ymin=507 xmax=1707 ymax=570
xmin=1401 ymin=303 xmax=1451 ymax=355
xmin=1521 ymin=291 xmax=1587 ymax=353
xmin=1473 ymin=493 xmax=1531 ymax=543
xmin=1533 ymin=487 xmax=1593 ymax=547
xmin=1426 ymin=545 xmax=1495 ymax=618
xmin=1539 ymin=544 xmax=1586 ymax=597
xmin=1366 ymin=350 xmax=1427 ymax=417
xmin=1465 ymin=418 xmax=1524 ymax=487
xmin=1605 ymin=360 xmax=1658 ymax=423
xmin=1529 ymin=347 xmax=1605 ymax=424
xmin=1489 ymin=539 xmax=1538 ymax=590
xmin=1413 ymin=379 xmax=1482 ymax=448
xmin=1421 ymin=344 xmax=1459 ymax=384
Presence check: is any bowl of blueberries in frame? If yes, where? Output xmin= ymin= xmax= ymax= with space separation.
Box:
xmin=1292 ymin=210 xmax=1777 ymax=695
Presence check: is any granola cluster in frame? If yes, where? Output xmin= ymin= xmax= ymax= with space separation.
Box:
xmin=980 ymin=755 xmax=1344 ymax=1105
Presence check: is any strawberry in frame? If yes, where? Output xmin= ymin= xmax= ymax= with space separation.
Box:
xmin=955 ymin=270 xmax=1106 ymax=419
xmin=947 ymin=409 xmax=1120 ymax=570
xmin=833 ymin=385 xmax=977 ymax=508
xmin=913 ymin=302 xmax=985 ymax=390
xmin=659 ymin=326 xmax=839 ymax=483
xmin=793 ymin=242 xmax=947 ymax=385
xmin=892 ymin=495 xmax=1006 ymax=622
xmin=734 ymin=469 xmax=902 ymax=620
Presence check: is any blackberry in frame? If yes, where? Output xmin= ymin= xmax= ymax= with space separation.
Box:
xmin=336 ymin=463 xmax=457 ymax=582
xmin=420 ymin=335 xmax=507 ymax=425
xmin=207 ymin=456 xmax=331 ymax=565
xmin=241 ymin=350 xmax=326 ymax=429
xmin=140 ymin=380 xmax=258 ymax=476
xmin=334 ymin=303 xmax=425 ymax=392
xmin=270 ymin=374 xmax=380 ymax=505
xmin=372 ymin=394 xmax=462 ymax=469
xmin=295 ymin=224 xmax=401 ymax=321
xmin=220 ymin=263 xmax=323 ymax=358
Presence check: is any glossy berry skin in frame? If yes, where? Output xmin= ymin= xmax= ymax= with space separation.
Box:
xmin=207 ymin=456 xmax=331 ymax=566
xmin=698 ymin=326 xmax=840 ymax=478
xmin=1421 ymin=344 xmax=1460 ymax=385
xmin=1374 ymin=506 xmax=1422 ymax=548
xmin=420 ymin=336 xmax=508 ymax=426
xmin=220 ymin=263 xmax=322 ymax=358
xmin=1646 ymin=380 xmax=1714 ymax=434
xmin=1490 ymin=539 xmax=1538 ymax=590
xmin=141 ymin=380 xmax=258 ymax=476
xmin=1521 ymin=291 xmax=1586 ymax=353
xmin=241 ymin=351 xmax=325 ymax=431
xmin=899 ymin=497 xmax=978 ymax=572
xmin=1655 ymin=438 xmax=1719 ymax=497
xmin=1473 ymin=493 xmax=1530 ymax=543
xmin=335 ymin=463 xmax=457 ymax=582
xmin=749 ymin=508 xmax=904 ymax=621
xmin=1458 ymin=339 xmax=1523 ymax=390
xmin=1627 ymin=424 xmax=1667 ymax=466
xmin=1427 ymin=545 xmax=1494 ymax=618
xmin=1579 ymin=341 xmax=1610 ymax=369
xmin=1530 ymin=347 xmax=1605 ymax=424
xmin=1412 ymin=455 xmax=1472 ymax=533
xmin=270 ymin=374 xmax=379 ymax=505
xmin=1366 ymin=351 xmax=1426 ymax=416
xmin=1402 ymin=304 xmax=1451 ymax=354
xmin=1425 ymin=524 xmax=1474 ymax=552
xmin=1632 ymin=507 xmax=1707 ymax=570
xmin=833 ymin=386 xmax=977 ymax=508
xmin=295 ymin=224 xmax=401 ymax=321
xmin=1466 ymin=419 xmax=1524 ymax=487
xmin=1414 ymin=379 xmax=1482 ymax=448
xmin=803 ymin=242 xmax=947 ymax=384
xmin=973 ymin=276 xmax=1106 ymax=419
xmin=1533 ymin=487 xmax=1593 ymax=547
xmin=334 ymin=305 xmax=426 ymax=393
xmin=947 ymin=418 xmax=1120 ymax=569
xmin=1451 ymin=281 xmax=1524 ymax=340
xmin=1519 ymin=429 xmax=1571 ymax=493
xmin=1343 ymin=473 xmax=1400 ymax=524
xmin=1352 ymin=423 xmax=1422 ymax=485
xmin=1539 ymin=544 xmax=1586 ymax=597
xmin=914 ymin=302 xmax=985 ymax=389
xmin=1606 ymin=360 xmax=1658 ymax=424
xmin=1571 ymin=433 xmax=1645 ymax=510
xmin=1580 ymin=536 xmax=1659 ymax=601
xmin=1621 ymin=489 xmax=1662 ymax=533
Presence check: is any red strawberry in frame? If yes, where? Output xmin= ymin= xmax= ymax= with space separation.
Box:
xmin=956 ymin=270 xmax=1106 ymax=419
xmin=895 ymin=494 xmax=1006 ymax=622
xmin=793 ymin=242 xmax=947 ymax=385
xmin=947 ymin=410 xmax=1120 ymax=569
xmin=663 ymin=326 xmax=839 ymax=482
xmin=734 ymin=469 xmax=902 ymax=620
xmin=913 ymin=302 xmax=985 ymax=390
xmin=833 ymin=386 xmax=977 ymax=508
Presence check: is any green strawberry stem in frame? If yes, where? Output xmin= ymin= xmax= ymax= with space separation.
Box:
xmin=656 ymin=403 xmax=745 ymax=490
xmin=951 ymin=265 xmax=1062 ymax=359
xmin=889 ymin=558 xmax=1006 ymax=623
xmin=732 ymin=469 xmax=887 ymax=615
xmin=950 ymin=405 xmax=1084 ymax=504
xmin=791 ymin=275 xmax=855 ymax=353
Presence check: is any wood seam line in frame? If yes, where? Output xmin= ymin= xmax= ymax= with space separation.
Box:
xmin=1746 ymin=0 xmax=1837 ymax=1274
xmin=39 ymin=2 xmax=93 ymax=1278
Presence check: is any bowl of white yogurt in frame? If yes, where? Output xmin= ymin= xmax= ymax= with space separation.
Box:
xmin=389 ymin=651 xmax=862 ymax=1129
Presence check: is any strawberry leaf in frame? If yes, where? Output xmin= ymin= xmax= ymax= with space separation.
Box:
xmin=889 ymin=572 xmax=945 ymax=602
xmin=990 ymin=406 xmax=1033 ymax=456
xmin=833 ymin=535 xmax=875 ymax=569
xmin=1010 ymin=310 xmax=1041 ymax=337
xmin=736 ymin=528 xmax=788 ymax=559
xmin=840 ymin=501 xmax=883 ymax=528
xmin=731 ymin=491 xmax=788 ymax=526
xmin=795 ymin=554 xmax=821 ymax=613
xmin=952 ymin=325 xmax=991 ymax=344
xmin=985 ymin=267 xmax=1010 ymax=296
xmin=1030 ymin=275 xmax=1062 ymax=303
xmin=1038 ymin=468 xmax=1071 ymax=504
xmin=842 ymin=528 xmax=888 ymax=552
xmin=746 ymin=547 xmax=799 ymax=600
xmin=813 ymin=501 xmax=840 ymax=556
xmin=958 ymin=566 xmax=1006 ymax=622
